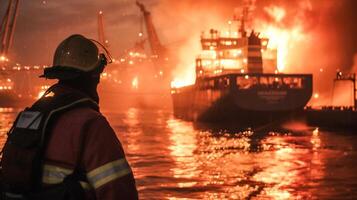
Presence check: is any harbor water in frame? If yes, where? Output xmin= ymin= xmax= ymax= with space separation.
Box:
xmin=1 ymin=106 xmax=357 ymax=199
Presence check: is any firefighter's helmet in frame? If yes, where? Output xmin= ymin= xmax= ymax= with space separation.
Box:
xmin=41 ymin=34 xmax=109 ymax=80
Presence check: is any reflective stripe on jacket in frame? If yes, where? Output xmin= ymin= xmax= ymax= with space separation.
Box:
xmin=42 ymin=87 xmax=138 ymax=199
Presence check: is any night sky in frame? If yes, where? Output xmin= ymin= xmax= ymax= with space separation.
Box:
xmin=2 ymin=0 xmax=357 ymax=71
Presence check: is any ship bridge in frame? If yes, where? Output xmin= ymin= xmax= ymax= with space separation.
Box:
xmin=195 ymin=14 xmax=278 ymax=79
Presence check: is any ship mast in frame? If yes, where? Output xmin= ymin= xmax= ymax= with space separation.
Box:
xmin=239 ymin=7 xmax=248 ymax=37
xmin=0 ymin=0 xmax=20 ymax=58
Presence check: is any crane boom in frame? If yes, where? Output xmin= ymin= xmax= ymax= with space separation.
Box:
xmin=136 ymin=1 xmax=165 ymax=57
xmin=0 ymin=0 xmax=19 ymax=56
xmin=97 ymin=10 xmax=109 ymax=48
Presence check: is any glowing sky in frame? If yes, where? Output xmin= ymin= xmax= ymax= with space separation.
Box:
xmin=2 ymin=0 xmax=357 ymax=70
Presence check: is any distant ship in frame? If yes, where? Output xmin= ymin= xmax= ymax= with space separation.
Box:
xmin=306 ymin=72 xmax=357 ymax=129
xmin=171 ymin=8 xmax=313 ymax=125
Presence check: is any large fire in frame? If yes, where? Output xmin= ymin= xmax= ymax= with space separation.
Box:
xmin=256 ymin=6 xmax=307 ymax=72
xmin=170 ymin=4 xmax=308 ymax=88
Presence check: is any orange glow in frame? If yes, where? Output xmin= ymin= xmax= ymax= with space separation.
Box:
xmin=132 ymin=76 xmax=139 ymax=89
xmin=0 ymin=55 xmax=9 ymax=62
xmin=264 ymin=6 xmax=286 ymax=23
xmin=313 ymin=128 xmax=319 ymax=136
xmin=37 ymin=90 xmax=45 ymax=99
xmin=255 ymin=6 xmax=307 ymax=72
xmin=171 ymin=78 xmax=191 ymax=88
xmin=314 ymin=93 xmax=319 ymax=99
xmin=220 ymin=59 xmax=241 ymax=69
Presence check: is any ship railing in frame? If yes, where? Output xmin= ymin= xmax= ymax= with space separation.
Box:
xmin=305 ymin=105 xmax=356 ymax=111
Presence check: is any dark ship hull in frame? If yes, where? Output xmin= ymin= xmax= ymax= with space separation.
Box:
xmin=306 ymin=107 xmax=357 ymax=130
xmin=172 ymin=73 xmax=313 ymax=125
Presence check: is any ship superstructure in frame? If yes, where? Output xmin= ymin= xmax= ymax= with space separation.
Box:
xmin=171 ymin=8 xmax=313 ymax=124
xmin=196 ymin=8 xmax=277 ymax=78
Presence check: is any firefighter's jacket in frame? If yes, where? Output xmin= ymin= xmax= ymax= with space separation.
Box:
xmin=42 ymin=85 xmax=138 ymax=199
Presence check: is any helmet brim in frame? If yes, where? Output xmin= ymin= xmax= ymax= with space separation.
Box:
xmin=40 ymin=66 xmax=87 ymax=80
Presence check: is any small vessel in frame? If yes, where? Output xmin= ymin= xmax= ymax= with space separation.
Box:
xmin=306 ymin=72 xmax=357 ymax=129
xmin=171 ymin=8 xmax=313 ymax=125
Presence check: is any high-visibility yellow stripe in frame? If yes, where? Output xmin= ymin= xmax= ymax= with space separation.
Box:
xmin=44 ymin=165 xmax=72 ymax=174
xmin=42 ymin=165 xmax=72 ymax=184
xmin=42 ymin=164 xmax=92 ymax=190
xmin=93 ymin=168 xmax=131 ymax=189
xmin=87 ymin=159 xmax=132 ymax=189
xmin=87 ymin=159 xmax=127 ymax=178
xmin=80 ymin=182 xmax=92 ymax=190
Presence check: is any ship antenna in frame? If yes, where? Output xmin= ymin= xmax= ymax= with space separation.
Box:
xmin=239 ymin=6 xmax=248 ymax=37
xmin=238 ymin=0 xmax=255 ymax=37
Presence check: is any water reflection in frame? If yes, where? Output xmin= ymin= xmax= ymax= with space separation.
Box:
xmin=0 ymin=108 xmax=17 ymax=148
xmin=0 ymin=107 xmax=356 ymax=199
xmin=167 ymin=119 xmax=199 ymax=189
xmin=165 ymin=117 xmax=328 ymax=199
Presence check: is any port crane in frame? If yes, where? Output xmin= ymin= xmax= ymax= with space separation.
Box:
xmin=0 ymin=0 xmax=19 ymax=62
xmin=135 ymin=1 xmax=166 ymax=59
xmin=135 ymin=1 xmax=172 ymax=84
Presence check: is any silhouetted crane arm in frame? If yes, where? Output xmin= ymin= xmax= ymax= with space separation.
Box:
xmin=0 ymin=0 xmax=19 ymax=55
xmin=136 ymin=1 xmax=165 ymax=57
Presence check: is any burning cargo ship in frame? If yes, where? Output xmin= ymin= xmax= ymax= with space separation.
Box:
xmin=171 ymin=11 xmax=313 ymax=125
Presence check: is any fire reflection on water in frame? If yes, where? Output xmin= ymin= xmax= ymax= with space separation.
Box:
xmin=123 ymin=107 xmax=141 ymax=152
xmin=166 ymin=117 xmax=325 ymax=199
xmin=1 ymin=108 xmax=355 ymax=199
xmin=167 ymin=119 xmax=199 ymax=187
xmin=0 ymin=108 xmax=16 ymax=148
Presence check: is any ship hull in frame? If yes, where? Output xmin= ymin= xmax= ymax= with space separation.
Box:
xmin=172 ymin=73 xmax=313 ymax=125
xmin=305 ymin=108 xmax=357 ymax=129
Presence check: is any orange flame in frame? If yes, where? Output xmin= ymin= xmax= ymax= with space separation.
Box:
xmin=256 ymin=6 xmax=307 ymax=72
